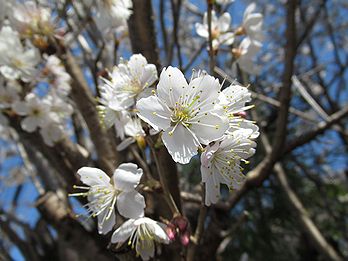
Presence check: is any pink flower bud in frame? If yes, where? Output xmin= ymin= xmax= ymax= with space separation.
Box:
xmin=165 ymin=224 xmax=176 ymax=241
xmin=173 ymin=216 xmax=188 ymax=232
xmin=180 ymin=231 xmax=190 ymax=246
xmin=234 ymin=111 xmax=247 ymax=118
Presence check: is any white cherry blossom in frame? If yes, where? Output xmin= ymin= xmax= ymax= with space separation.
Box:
xmin=196 ymin=11 xmax=234 ymax=50
xmin=100 ymin=54 xmax=157 ymax=110
xmin=12 ymin=93 xmax=51 ymax=132
xmin=40 ymin=122 xmax=63 ymax=146
xmin=70 ymin=163 xmax=145 ymax=234
xmin=111 ymin=217 xmax=169 ymax=261
xmin=201 ymin=130 xmax=257 ymax=206
xmin=0 ymin=26 xmax=40 ymax=82
xmin=219 ymin=82 xmax=259 ymax=138
xmin=137 ymin=67 xmax=228 ymax=164
xmin=232 ymin=37 xmax=261 ymax=75
xmin=9 ymin=1 xmax=55 ymax=37
xmin=42 ymin=55 xmax=71 ymax=97
xmin=0 ymin=80 xmax=20 ymax=109
xmin=238 ymin=3 xmax=263 ymax=45
xmin=94 ymin=0 xmax=133 ymax=33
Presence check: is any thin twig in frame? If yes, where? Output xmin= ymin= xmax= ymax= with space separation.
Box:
xmin=147 ymin=138 xmax=180 ymax=216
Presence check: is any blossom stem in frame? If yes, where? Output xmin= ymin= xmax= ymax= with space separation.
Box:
xmin=147 ymin=137 xmax=180 ymax=216
xmin=187 ymin=184 xmax=207 ymax=261
xmin=207 ymin=0 xmax=215 ymax=74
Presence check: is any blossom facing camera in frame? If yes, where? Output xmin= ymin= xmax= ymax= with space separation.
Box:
xmin=70 ymin=163 xmax=145 ymax=234
xmin=0 ymin=26 xmax=40 ymax=82
xmin=111 ymin=217 xmax=169 ymax=261
xmin=136 ymin=67 xmax=229 ymax=164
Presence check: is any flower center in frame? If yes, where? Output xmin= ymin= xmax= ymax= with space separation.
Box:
xmin=31 ymin=108 xmax=41 ymax=116
xmin=171 ymin=106 xmax=191 ymax=124
xmin=211 ymin=28 xmax=220 ymax=39
xmin=11 ymin=58 xmax=24 ymax=69
xmin=122 ymin=80 xmax=142 ymax=95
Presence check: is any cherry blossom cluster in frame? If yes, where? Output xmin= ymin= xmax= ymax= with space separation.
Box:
xmin=0 ymin=2 xmax=72 ymax=146
xmin=196 ymin=2 xmax=263 ymax=75
xmin=71 ymin=51 xmax=258 ymax=258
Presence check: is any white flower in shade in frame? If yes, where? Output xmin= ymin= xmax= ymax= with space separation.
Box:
xmin=70 ymin=163 xmax=145 ymax=234
xmin=43 ymin=93 xmax=73 ymax=120
xmin=0 ymin=0 xmax=13 ymax=25
xmin=94 ymin=0 xmax=133 ymax=33
xmin=0 ymin=112 xmax=8 ymax=126
xmin=9 ymin=1 xmax=55 ymax=37
xmin=237 ymin=3 xmax=263 ymax=45
xmin=0 ymin=26 xmax=40 ymax=82
xmin=0 ymin=81 xmax=20 ymax=109
xmin=40 ymin=122 xmax=63 ymax=146
xmin=201 ymin=130 xmax=257 ymax=206
xmin=195 ymin=11 xmax=234 ymax=49
xmin=137 ymin=67 xmax=229 ymax=164
xmin=100 ymin=54 xmax=158 ymax=110
xmin=12 ymin=93 xmax=50 ymax=132
xmin=117 ymin=117 xmax=146 ymax=151
xmin=42 ymin=55 xmax=71 ymax=97
xmin=111 ymin=217 xmax=169 ymax=261
xmin=232 ymin=37 xmax=261 ymax=75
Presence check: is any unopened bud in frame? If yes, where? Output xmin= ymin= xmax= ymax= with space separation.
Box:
xmin=234 ymin=111 xmax=247 ymax=118
xmin=173 ymin=216 xmax=188 ymax=232
xmin=165 ymin=224 xmax=176 ymax=241
xmin=180 ymin=231 xmax=190 ymax=246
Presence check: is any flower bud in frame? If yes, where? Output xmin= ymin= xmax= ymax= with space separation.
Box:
xmin=173 ymin=216 xmax=188 ymax=232
xmin=165 ymin=224 xmax=177 ymax=241
xmin=180 ymin=231 xmax=190 ymax=246
xmin=234 ymin=111 xmax=247 ymax=118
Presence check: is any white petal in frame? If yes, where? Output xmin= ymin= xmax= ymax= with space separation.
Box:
xmin=200 ymin=141 xmax=220 ymax=168
xmin=111 ymin=219 xmax=136 ymax=243
xmin=136 ymin=95 xmax=171 ymax=131
xmin=191 ymin=112 xmax=228 ymax=144
xmin=188 ymin=74 xmax=221 ymax=107
xmin=243 ymin=3 xmax=256 ymax=21
xmin=117 ymin=191 xmax=145 ymax=219
xmin=117 ymin=137 xmax=135 ymax=151
xmin=153 ymin=222 xmax=170 ymax=243
xmin=218 ymin=32 xmax=234 ymax=46
xmin=21 ymin=117 xmax=40 ymax=132
xmin=77 ymin=167 xmax=110 ymax=186
xmin=128 ymin=54 xmax=148 ymax=78
xmin=137 ymin=239 xmax=155 ymax=261
xmin=217 ymin=12 xmax=231 ymax=32
xmin=195 ymin=23 xmax=208 ymax=38
xmin=201 ymin=165 xmax=220 ymax=206
xmin=157 ymin=66 xmax=188 ymax=107
xmin=113 ymin=163 xmax=143 ymax=192
xmin=162 ymin=124 xmax=199 ymax=164
xmin=140 ymin=64 xmax=158 ymax=87
xmin=97 ymin=209 xmax=116 ymax=234
xmin=12 ymin=101 xmax=29 ymax=115
xmin=244 ymin=13 xmax=263 ymax=30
